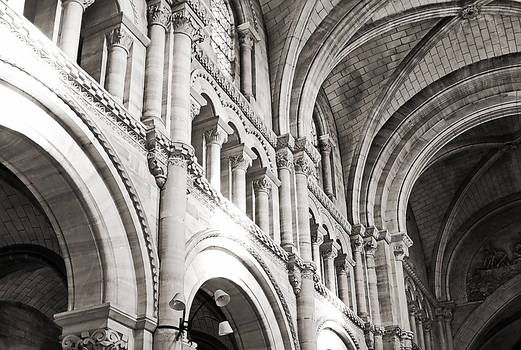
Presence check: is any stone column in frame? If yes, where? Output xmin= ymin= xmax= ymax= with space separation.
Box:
xmin=143 ymin=3 xmax=170 ymax=125
xmin=310 ymin=224 xmax=324 ymax=278
xmin=444 ymin=310 xmax=454 ymax=350
xmin=155 ymin=6 xmax=202 ymax=349
xmin=204 ymin=126 xmax=228 ymax=191
xmin=318 ymin=136 xmax=334 ymax=199
xmin=408 ymin=304 xmax=417 ymax=345
xmin=424 ymin=321 xmax=433 ymax=350
xmin=105 ymin=26 xmax=132 ymax=101
xmin=222 ymin=145 xmax=255 ymax=212
xmin=276 ymin=142 xmax=294 ymax=251
xmin=252 ymin=175 xmax=271 ymax=233
xmin=417 ymin=316 xmax=425 ymax=350
xmin=435 ymin=309 xmax=447 ymax=350
xmin=335 ymin=254 xmax=350 ymax=306
xmin=58 ymin=0 xmax=94 ymax=60
xmin=7 ymin=0 xmax=25 ymax=15
xmin=237 ymin=23 xmax=258 ymax=100
xmin=321 ymin=240 xmax=340 ymax=293
xmin=351 ymin=234 xmax=368 ymax=319
xmin=364 ymin=236 xmax=383 ymax=350
xmin=294 ymin=150 xmax=316 ymax=350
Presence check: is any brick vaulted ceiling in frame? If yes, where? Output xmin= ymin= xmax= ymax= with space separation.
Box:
xmin=258 ymin=0 xmax=521 ymax=286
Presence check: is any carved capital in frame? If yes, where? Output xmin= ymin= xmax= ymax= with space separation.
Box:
xmin=168 ymin=142 xmax=194 ymax=169
xmin=229 ymin=154 xmax=251 ymax=171
xmin=301 ymin=262 xmax=315 ymax=280
xmin=391 ymin=232 xmax=412 ymax=261
xmin=64 ymin=0 xmax=95 ymax=10
xmin=351 ymin=234 xmax=364 ymax=254
xmin=147 ymin=3 xmax=171 ymax=28
xmin=106 ymin=26 xmax=133 ymax=52
xmin=276 ymin=134 xmax=295 ymax=151
xmin=61 ymin=328 xmax=128 ymax=350
xmin=321 ymin=240 xmax=339 ymax=260
xmin=364 ymin=237 xmax=377 ymax=257
xmin=294 ymin=154 xmax=312 ymax=176
xmin=190 ymin=101 xmax=202 ymax=120
xmin=252 ymin=176 xmax=272 ymax=194
xmin=276 ymin=149 xmax=293 ymax=170
xmin=238 ymin=31 xmax=255 ymax=48
xmin=335 ymin=254 xmax=349 ymax=274
xmin=171 ymin=9 xmax=205 ymax=42
xmin=311 ymin=225 xmax=324 ymax=245
xmin=204 ymin=127 xmax=228 ymax=146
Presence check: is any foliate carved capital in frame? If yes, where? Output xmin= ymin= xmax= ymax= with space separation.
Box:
xmin=61 ymin=328 xmax=128 ymax=350
xmin=335 ymin=254 xmax=349 ymax=274
xmin=461 ymin=4 xmax=481 ymax=20
xmin=443 ymin=309 xmax=453 ymax=321
xmin=301 ymin=262 xmax=315 ymax=280
xmin=171 ymin=9 xmax=206 ymax=42
xmin=276 ymin=149 xmax=293 ymax=170
xmin=383 ymin=325 xmax=402 ymax=338
xmin=64 ymin=0 xmax=95 ymax=10
xmin=168 ymin=142 xmax=194 ymax=169
xmin=204 ymin=128 xmax=227 ymax=146
xmin=364 ymin=237 xmax=377 ymax=257
xmin=294 ymin=155 xmax=312 ymax=176
xmin=311 ymin=227 xmax=324 ymax=245
xmin=319 ymin=142 xmax=332 ymax=155
xmin=190 ymin=101 xmax=202 ymax=120
xmin=252 ymin=177 xmax=272 ymax=194
xmin=106 ymin=27 xmax=133 ymax=52
xmin=238 ymin=31 xmax=255 ymax=48
xmin=229 ymin=154 xmax=251 ymax=171
xmin=147 ymin=3 xmax=171 ymax=28
xmin=321 ymin=241 xmax=339 ymax=260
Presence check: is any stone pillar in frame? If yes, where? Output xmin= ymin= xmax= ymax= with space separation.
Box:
xmin=318 ymin=136 xmax=334 ymax=199
xmin=204 ymin=126 xmax=228 ymax=191
xmin=237 ymin=23 xmax=258 ymax=100
xmin=105 ymin=26 xmax=132 ymax=101
xmin=310 ymin=224 xmax=324 ymax=278
xmin=417 ymin=316 xmax=425 ymax=350
xmin=58 ymin=0 xmax=94 ymax=60
xmin=276 ymin=141 xmax=294 ymax=251
xmin=365 ymin=236 xmax=383 ymax=350
xmin=335 ymin=254 xmax=351 ymax=306
xmin=155 ymin=5 xmax=202 ymax=349
xmin=223 ymin=145 xmax=254 ymax=212
xmin=435 ymin=309 xmax=447 ymax=350
xmin=424 ymin=321 xmax=433 ymax=350
xmin=7 ymin=0 xmax=25 ymax=15
xmin=444 ymin=310 xmax=454 ymax=350
xmin=351 ymin=234 xmax=368 ymax=319
xmin=408 ymin=305 xmax=417 ymax=345
xmin=321 ymin=240 xmax=340 ymax=293
xmin=252 ymin=175 xmax=271 ymax=233
xmin=294 ymin=149 xmax=316 ymax=350
xmin=143 ymin=3 xmax=170 ymax=125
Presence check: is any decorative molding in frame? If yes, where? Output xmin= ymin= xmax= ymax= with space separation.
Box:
xmin=252 ymin=176 xmax=272 ymax=194
xmin=276 ymin=148 xmax=293 ymax=170
xmin=461 ymin=4 xmax=481 ymax=20
xmin=61 ymin=328 xmax=128 ymax=350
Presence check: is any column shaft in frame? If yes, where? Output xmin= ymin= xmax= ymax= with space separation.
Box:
xmin=105 ymin=44 xmax=129 ymax=101
xmin=254 ymin=185 xmax=270 ymax=233
xmin=365 ymin=239 xmax=382 ymax=350
xmin=295 ymin=170 xmax=311 ymax=260
xmin=59 ymin=0 xmax=86 ymax=59
xmin=143 ymin=5 xmax=168 ymax=124
xmin=424 ymin=328 xmax=432 ymax=350
xmin=206 ymin=142 xmax=221 ymax=190
xmin=417 ymin=320 xmax=425 ymax=349
xmin=277 ymin=153 xmax=293 ymax=250
xmin=409 ymin=311 xmax=417 ymax=344
xmin=436 ymin=316 xmax=447 ymax=350
xmin=312 ymin=240 xmax=322 ymax=278
xmin=352 ymin=237 xmax=368 ymax=318
xmin=324 ymin=255 xmax=336 ymax=292
xmin=239 ymin=33 xmax=254 ymax=99
xmin=336 ymin=266 xmax=350 ymax=306
xmin=445 ymin=315 xmax=454 ymax=350
xmin=170 ymin=31 xmax=191 ymax=142
xmin=320 ymin=145 xmax=333 ymax=198
xmin=232 ymin=167 xmax=247 ymax=211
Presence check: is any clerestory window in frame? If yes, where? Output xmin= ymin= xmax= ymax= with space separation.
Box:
xmin=211 ymin=0 xmax=235 ymax=77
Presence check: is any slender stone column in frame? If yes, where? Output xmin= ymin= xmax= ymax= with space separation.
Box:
xmin=321 ymin=240 xmax=340 ymax=293
xmin=276 ymin=143 xmax=294 ymax=250
xmin=409 ymin=304 xmax=417 ymax=345
xmin=444 ymin=310 xmax=454 ymax=350
xmin=318 ymin=136 xmax=334 ymax=199
xmin=424 ymin=321 xmax=433 ymax=350
xmin=143 ymin=3 xmax=170 ymax=125
xmin=252 ymin=175 xmax=271 ymax=233
xmin=155 ymin=6 xmax=202 ymax=349
xmin=237 ymin=23 xmax=258 ymax=100
xmin=351 ymin=234 xmax=368 ymax=319
xmin=417 ymin=316 xmax=425 ymax=349
xmin=335 ymin=254 xmax=350 ymax=306
xmin=59 ymin=0 xmax=94 ymax=59
xmin=204 ymin=127 xmax=228 ymax=191
xmin=435 ymin=309 xmax=447 ymax=350
xmin=105 ymin=26 xmax=132 ymax=101
xmin=364 ymin=236 xmax=383 ymax=350
xmin=222 ymin=145 xmax=254 ymax=211
xmin=294 ymin=150 xmax=316 ymax=350
xmin=7 ymin=0 xmax=25 ymax=14
xmin=310 ymin=224 xmax=324 ymax=278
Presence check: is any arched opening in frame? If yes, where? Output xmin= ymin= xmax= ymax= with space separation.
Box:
xmin=23 ymin=0 xmax=61 ymax=42
xmin=188 ymin=278 xmax=269 ymax=350
xmin=317 ymin=326 xmax=356 ymax=350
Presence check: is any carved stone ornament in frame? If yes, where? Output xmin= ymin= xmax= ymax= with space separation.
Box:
xmin=351 ymin=234 xmax=364 ymax=253
xmin=252 ymin=177 xmax=272 ymax=194
xmin=204 ymin=128 xmax=227 ymax=145
xmin=168 ymin=142 xmax=195 ymax=169
xmin=364 ymin=322 xmax=376 ymax=350
xmin=229 ymin=154 xmax=250 ymax=171
xmin=287 ymin=254 xmax=302 ymax=296
xmin=364 ymin=238 xmax=377 ymax=257
xmin=171 ymin=9 xmax=205 ymax=42
xmin=190 ymin=100 xmax=202 ymax=120
xmin=63 ymin=0 xmax=95 ymax=10
xmin=61 ymin=328 xmax=128 ymax=350
xmin=147 ymin=3 xmax=171 ymax=28
xmin=106 ymin=26 xmax=133 ymax=52
xmin=294 ymin=155 xmax=312 ymax=176
xmin=238 ymin=31 xmax=255 ymax=48
xmin=276 ymin=149 xmax=293 ymax=170
xmin=461 ymin=4 xmax=481 ymax=20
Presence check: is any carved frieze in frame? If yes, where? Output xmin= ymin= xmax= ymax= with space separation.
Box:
xmin=61 ymin=328 xmax=127 ymax=350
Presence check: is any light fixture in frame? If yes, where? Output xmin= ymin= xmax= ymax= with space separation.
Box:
xmin=213 ymin=289 xmax=231 ymax=307
xmin=218 ymin=321 xmax=233 ymax=336
xmin=169 ymin=292 xmax=186 ymax=311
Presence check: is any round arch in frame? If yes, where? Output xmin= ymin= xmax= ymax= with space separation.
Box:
xmin=185 ymin=231 xmax=296 ymax=350
xmin=316 ymin=320 xmax=358 ymax=350
xmin=0 ymin=66 xmax=156 ymax=337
